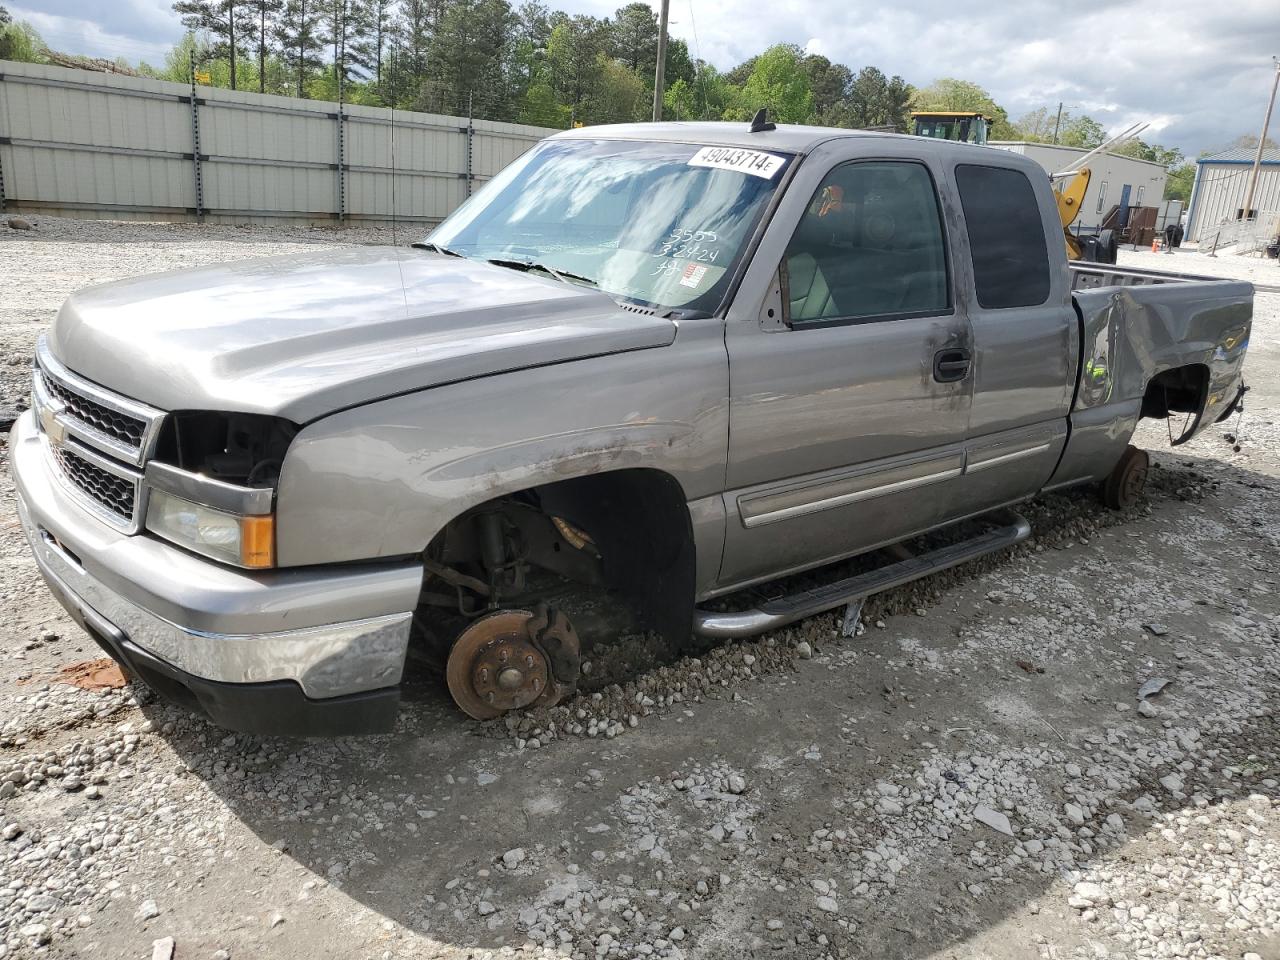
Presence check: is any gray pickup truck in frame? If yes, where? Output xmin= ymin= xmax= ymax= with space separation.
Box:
xmin=10 ymin=122 xmax=1252 ymax=735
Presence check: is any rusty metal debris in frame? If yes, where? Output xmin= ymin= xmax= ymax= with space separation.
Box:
xmin=54 ymin=658 xmax=127 ymax=691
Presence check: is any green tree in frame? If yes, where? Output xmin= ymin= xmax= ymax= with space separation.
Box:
xmin=1164 ymin=163 xmax=1195 ymax=203
xmin=546 ymin=15 xmax=607 ymax=122
xmin=276 ymin=0 xmax=325 ymax=96
xmin=665 ymin=61 xmax=734 ymax=120
xmin=354 ymin=0 xmax=395 ymax=92
xmin=0 ymin=12 xmax=46 ymax=63
xmin=517 ymin=80 xmax=570 ymax=126
xmin=244 ymin=0 xmax=282 ymax=92
xmin=801 ymin=54 xmax=852 ymax=122
xmin=662 ymin=36 xmax=694 ymax=89
xmin=396 ymin=0 xmax=432 ymax=85
xmin=841 ymin=66 xmax=912 ymax=132
xmin=723 ymin=55 xmax=756 ymax=87
xmin=1111 ymin=138 xmax=1183 ymax=167
xmin=591 ymin=54 xmax=646 ymax=122
xmin=1057 ymin=113 xmax=1104 ymax=149
xmin=608 ymin=2 xmax=657 ymax=74
xmin=173 ymin=0 xmax=246 ymax=89
xmin=417 ymin=0 xmax=514 ymax=116
xmin=736 ymin=44 xmax=813 ymax=124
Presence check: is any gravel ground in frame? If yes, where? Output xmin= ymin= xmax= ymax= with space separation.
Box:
xmin=0 ymin=216 xmax=1278 ymax=960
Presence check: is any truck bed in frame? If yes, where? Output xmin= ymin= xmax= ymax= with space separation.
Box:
xmin=1069 ymin=262 xmax=1242 ymax=290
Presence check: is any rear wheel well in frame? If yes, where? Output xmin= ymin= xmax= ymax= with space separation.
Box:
xmin=1140 ymin=364 xmax=1209 ymax=444
xmin=423 ymin=468 xmax=696 ymax=650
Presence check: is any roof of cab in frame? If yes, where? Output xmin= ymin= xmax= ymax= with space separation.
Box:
xmin=550 ymin=121 xmax=907 ymax=153
xmin=549 ymin=121 xmax=1021 ymax=165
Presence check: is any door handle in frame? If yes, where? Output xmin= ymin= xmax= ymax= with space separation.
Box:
xmin=933 ymin=348 xmax=971 ymax=383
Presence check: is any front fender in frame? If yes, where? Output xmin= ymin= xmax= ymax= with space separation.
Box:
xmin=274 ymin=319 xmax=729 ymax=567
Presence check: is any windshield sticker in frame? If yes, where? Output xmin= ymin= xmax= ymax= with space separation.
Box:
xmin=688 ymin=147 xmax=786 ymax=180
xmin=678 ymin=263 xmax=709 ymax=288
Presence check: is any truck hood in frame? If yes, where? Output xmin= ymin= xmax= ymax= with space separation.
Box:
xmin=48 ymin=247 xmax=677 ymax=423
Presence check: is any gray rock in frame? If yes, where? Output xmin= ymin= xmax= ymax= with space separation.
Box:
xmin=477 ymin=901 xmax=496 ymax=916
xmin=501 ymin=847 xmax=526 ymax=868
xmin=796 ymin=641 xmax=813 ymax=659
xmin=19 ymin=922 xmax=50 ymax=944
xmin=1137 ymin=677 xmax=1172 ymax=699
xmin=152 ymin=937 xmax=176 ymax=960
xmin=1064 ymin=803 xmax=1086 ymax=826
xmin=973 ymin=805 xmax=1014 ymax=837
xmin=136 ymin=899 xmax=160 ymax=921
xmin=816 ymin=896 xmax=839 ymax=914
xmin=26 ymin=893 xmax=58 ymax=912
xmin=1073 ymin=881 xmax=1108 ymax=905
xmin=7 ymin=217 xmax=33 ymax=231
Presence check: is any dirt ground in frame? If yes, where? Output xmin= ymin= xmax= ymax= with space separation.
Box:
xmin=0 ymin=217 xmax=1278 ymax=960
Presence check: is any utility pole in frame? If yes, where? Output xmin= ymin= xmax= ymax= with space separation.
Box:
xmin=652 ymin=0 xmax=670 ymax=122
xmin=1241 ymin=57 xmax=1280 ymax=222
xmin=1052 ymin=102 xmax=1063 ymax=144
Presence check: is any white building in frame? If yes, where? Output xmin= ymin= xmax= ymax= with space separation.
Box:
xmin=988 ymin=141 xmax=1169 ymax=231
xmin=1184 ymin=147 xmax=1280 ymax=243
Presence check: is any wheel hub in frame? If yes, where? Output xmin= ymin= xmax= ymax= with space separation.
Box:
xmin=446 ymin=607 xmax=581 ymax=720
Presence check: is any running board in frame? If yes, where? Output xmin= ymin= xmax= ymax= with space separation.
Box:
xmin=692 ymin=511 xmax=1032 ymax=639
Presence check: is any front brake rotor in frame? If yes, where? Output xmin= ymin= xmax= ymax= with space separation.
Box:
xmin=445 ymin=607 xmax=581 ymax=720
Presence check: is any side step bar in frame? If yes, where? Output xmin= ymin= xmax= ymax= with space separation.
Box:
xmin=692 ymin=511 xmax=1031 ymax=639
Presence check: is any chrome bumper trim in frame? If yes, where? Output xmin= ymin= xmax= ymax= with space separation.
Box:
xmin=10 ymin=411 xmax=419 ymax=699
xmin=17 ymin=492 xmax=412 ymax=698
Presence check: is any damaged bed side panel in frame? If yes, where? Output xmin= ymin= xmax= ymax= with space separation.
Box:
xmin=1047 ymin=281 xmax=1252 ymax=488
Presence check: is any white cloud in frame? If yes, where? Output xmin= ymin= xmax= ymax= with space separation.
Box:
xmin=10 ymin=0 xmax=1280 ymax=155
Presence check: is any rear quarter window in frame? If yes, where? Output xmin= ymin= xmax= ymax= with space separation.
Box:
xmin=954 ymin=164 xmax=1051 ymax=309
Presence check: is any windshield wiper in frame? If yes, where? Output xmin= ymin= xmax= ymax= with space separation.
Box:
xmin=413 ymin=241 xmax=463 ymax=257
xmin=485 ymin=258 xmax=598 ymax=288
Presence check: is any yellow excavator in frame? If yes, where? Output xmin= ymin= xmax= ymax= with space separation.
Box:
xmin=910 ymin=111 xmax=991 ymax=145
xmin=1053 ymin=166 xmax=1094 ymax=260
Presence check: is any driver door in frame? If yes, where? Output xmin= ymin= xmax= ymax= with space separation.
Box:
xmin=719 ymin=147 xmax=972 ymax=589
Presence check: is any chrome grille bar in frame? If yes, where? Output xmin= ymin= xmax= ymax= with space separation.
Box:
xmin=34 ymin=336 xmax=164 ymax=467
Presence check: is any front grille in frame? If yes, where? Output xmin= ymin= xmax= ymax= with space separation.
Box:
xmin=52 ymin=445 xmax=137 ymax=523
xmin=41 ymin=372 xmax=147 ymax=448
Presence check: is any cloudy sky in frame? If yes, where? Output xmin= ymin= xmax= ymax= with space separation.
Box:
xmin=8 ymin=0 xmax=1279 ymax=156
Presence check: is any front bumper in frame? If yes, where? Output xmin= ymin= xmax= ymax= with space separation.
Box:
xmin=9 ymin=410 xmax=424 ymax=736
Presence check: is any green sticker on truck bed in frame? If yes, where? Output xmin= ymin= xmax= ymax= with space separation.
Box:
xmin=688 ymin=146 xmax=786 ymax=179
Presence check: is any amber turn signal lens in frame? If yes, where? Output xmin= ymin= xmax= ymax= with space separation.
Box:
xmin=239 ymin=515 xmax=276 ymax=569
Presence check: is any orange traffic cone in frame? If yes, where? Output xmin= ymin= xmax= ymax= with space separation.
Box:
xmin=1151 ymin=238 xmax=1159 ymax=253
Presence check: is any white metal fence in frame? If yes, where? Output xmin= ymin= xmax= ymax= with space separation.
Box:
xmin=0 ymin=60 xmax=560 ymax=225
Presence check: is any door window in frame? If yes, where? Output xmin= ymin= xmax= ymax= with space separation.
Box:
xmin=783 ymin=161 xmax=950 ymax=325
xmin=954 ymin=164 xmax=1051 ymax=309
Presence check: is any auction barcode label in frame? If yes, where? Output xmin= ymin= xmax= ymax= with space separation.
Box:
xmin=687 ymin=147 xmax=786 ymax=179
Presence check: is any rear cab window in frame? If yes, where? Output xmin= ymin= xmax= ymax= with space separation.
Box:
xmin=954 ymin=164 xmax=1051 ymax=309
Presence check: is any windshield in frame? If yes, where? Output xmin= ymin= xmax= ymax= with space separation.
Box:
xmin=424 ymin=139 xmax=794 ymax=313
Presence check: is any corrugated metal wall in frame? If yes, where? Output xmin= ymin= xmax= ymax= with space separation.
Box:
xmin=1185 ymin=162 xmax=1280 ymax=242
xmin=0 ymin=60 xmax=559 ymax=225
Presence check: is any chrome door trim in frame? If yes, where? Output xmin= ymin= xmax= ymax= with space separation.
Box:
xmin=966 ymin=441 xmax=1052 ymax=473
xmin=738 ymin=450 xmax=965 ymax=529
